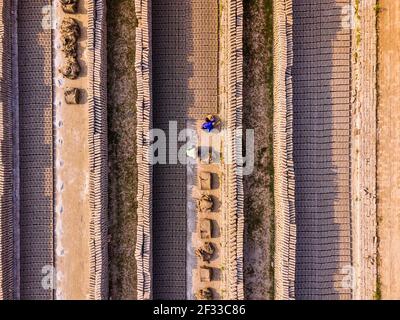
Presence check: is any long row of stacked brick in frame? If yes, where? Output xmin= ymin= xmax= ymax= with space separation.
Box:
xmin=18 ymin=0 xmax=54 ymax=300
xmin=274 ymin=0 xmax=354 ymax=300
xmin=87 ymin=0 xmax=108 ymax=300
xmin=224 ymin=0 xmax=244 ymax=300
xmin=273 ymin=0 xmax=296 ymax=300
xmin=134 ymin=0 xmax=152 ymax=300
xmin=292 ymin=0 xmax=352 ymax=299
xmin=0 ymin=0 xmax=15 ymax=300
xmin=151 ymin=0 xmax=189 ymax=299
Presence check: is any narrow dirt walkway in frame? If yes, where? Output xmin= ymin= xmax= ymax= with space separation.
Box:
xmin=243 ymin=0 xmax=274 ymax=300
xmin=54 ymin=0 xmax=91 ymax=300
xmin=107 ymin=0 xmax=138 ymax=300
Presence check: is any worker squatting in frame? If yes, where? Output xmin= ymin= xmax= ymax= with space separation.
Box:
xmin=149 ymin=120 xmax=255 ymax=176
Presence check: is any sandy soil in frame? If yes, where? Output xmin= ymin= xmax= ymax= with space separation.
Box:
xmin=243 ymin=0 xmax=274 ymax=300
xmin=107 ymin=0 xmax=138 ymax=300
xmin=377 ymin=0 xmax=400 ymax=300
xmin=54 ymin=1 xmax=91 ymax=299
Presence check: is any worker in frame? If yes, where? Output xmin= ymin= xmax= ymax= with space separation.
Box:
xmin=202 ymin=114 xmax=220 ymax=132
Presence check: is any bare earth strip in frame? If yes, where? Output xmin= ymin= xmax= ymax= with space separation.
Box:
xmin=377 ymin=0 xmax=400 ymax=300
xmin=54 ymin=0 xmax=91 ymax=300
xmin=107 ymin=0 xmax=138 ymax=300
xmin=243 ymin=0 xmax=274 ymax=300
xmin=351 ymin=0 xmax=377 ymax=300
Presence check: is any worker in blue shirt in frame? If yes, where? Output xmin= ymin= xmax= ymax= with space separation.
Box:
xmin=202 ymin=114 xmax=219 ymax=132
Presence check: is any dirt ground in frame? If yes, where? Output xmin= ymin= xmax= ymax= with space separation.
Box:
xmin=54 ymin=0 xmax=90 ymax=299
xmin=377 ymin=0 xmax=400 ymax=300
xmin=107 ymin=0 xmax=138 ymax=300
xmin=243 ymin=0 xmax=274 ymax=300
